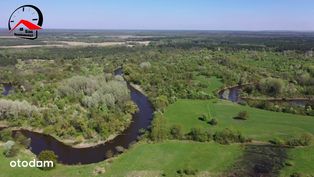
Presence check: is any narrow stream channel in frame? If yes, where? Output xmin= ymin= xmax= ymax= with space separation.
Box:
xmin=219 ymin=86 xmax=312 ymax=107
xmin=5 ymin=68 xmax=154 ymax=165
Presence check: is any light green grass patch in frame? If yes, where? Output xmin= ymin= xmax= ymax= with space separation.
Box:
xmin=105 ymin=141 xmax=242 ymax=177
xmin=280 ymin=146 xmax=314 ymax=177
xmin=165 ymin=99 xmax=314 ymax=141
xmin=196 ymin=76 xmax=224 ymax=94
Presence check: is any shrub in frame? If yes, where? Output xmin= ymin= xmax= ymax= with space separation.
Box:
xmin=198 ymin=114 xmax=208 ymax=122
xmin=208 ymin=118 xmax=218 ymax=126
xmin=213 ymin=129 xmax=247 ymax=145
xmin=3 ymin=140 xmax=19 ymax=157
xmin=37 ymin=150 xmax=58 ymax=170
xmin=286 ymin=133 xmax=313 ymax=147
xmin=0 ymin=129 xmax=12 ymax=142
xmin=259 ymin=77 xmax=285 ymax=97
xmin=0 ymin=99 xmax=39 ymax=119
xmin=234 ymin=111 xmax=249 ymax=120
xmin=177 ymin=167 xmax=199 ymax=176
xmin=187 ymin=128 xmax=211 ymax=142
xmin=14 ymin=132 xmax=30 ymax=148
xmin=139 ymin=62 xmax=151 ymax=70
xmin=150 ymin=111 xmax=168 ymax=142
xmin=170 ymin=124 xmax=183 ymax=140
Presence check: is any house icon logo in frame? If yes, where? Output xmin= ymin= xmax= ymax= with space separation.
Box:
xmin=8 ymin=5 xmax=43 ymax=40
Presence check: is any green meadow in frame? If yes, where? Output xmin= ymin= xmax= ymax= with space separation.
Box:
xmin=165 ymin=99 xmax=314 ymax=141
xmin=280 ymin=146 xmax=314 ymax=177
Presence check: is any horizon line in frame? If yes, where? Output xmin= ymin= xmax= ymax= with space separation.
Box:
xmin=1 ymin=28 xmax=314 ymax=33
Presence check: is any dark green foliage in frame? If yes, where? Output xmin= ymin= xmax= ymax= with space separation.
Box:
xmin=259 ymin=78 xmax=285 ymax=97
xmin=154 ymin=95 xmax=169 ymax=111
xmin=14 ymin=132 xmax=30 ymax=148
xmin=150 ymin=112 xmax=168 ymax=142
xmin=198 ymin=114 xmax=208 ymax=122
xmin=37 ymin=150 xmax=58 ymax=170
xmin=187 ymin=128 xmax=211 ymax=142
xmin=234 ymin=111 xmax=249 ymax=120
xmin=213 ymin=129 xmax=247 ymax=145
xmin=285 ymin=133 xmax=313 ymax=147
xmin=208 ymin=118 xmax=218 ymax=126
xmin=169 ymin=124 xmax=183 ymax=140
xmin=176 ymin=167 xmax=199 ymax=176
xmin=0 ymin=129 xmax=12 ymax=142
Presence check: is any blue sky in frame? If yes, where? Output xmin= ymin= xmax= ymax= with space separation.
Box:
xmin=0 ymin=0 xmax=314 ymax=30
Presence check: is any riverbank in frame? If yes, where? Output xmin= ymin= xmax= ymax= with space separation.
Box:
xmin=0 ymin=125 xmax=118 ymax=148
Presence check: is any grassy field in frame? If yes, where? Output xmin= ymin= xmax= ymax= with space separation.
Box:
xmin=165 ymin=99 xmax=314 ymax=141
xmin=0 ymin=141 xmax=242 ymax=177
xmin=105 ymin=141 xmax=241 ymax=177
xmin=195 ymin=76 xmax=224 ymax=94
xmin=280 ymin=146 xmax=314 ymax=177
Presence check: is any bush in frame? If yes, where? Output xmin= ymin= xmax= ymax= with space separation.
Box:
xmin=0 ymin=129 xmax=12 ymax=142
xmin=213 ymin=129 xmax=247 ymax=145
xmin=170 ymin=124 xmax=183 ymax=140
xmin=37 ymin=150 xmax=58 ymax=170
xmin=198 ymin=114 xmax=208 ymax=122
xmin=150 ymin=111 xmax=168 ymax=142
xmin=0 ymin=99 xmax=39 ymax=119
xmin=259 ymin=77 xmax=285 ymax=97
xmin=187 ymin=128 xmax=211 ymax=142
xmin=3 ymin=140 xmax=19 ymax=157
xmin=208 ymin=118 xmax=218 ymax=126
xmin=286 ymin=133 xmax=313 ymax=147
xmin=14 ymin=132 xmax=30 ymax=148
xmin=234 ymin=111 xmax=249 ymax=120
xmin=177 ymin=167 xmax=199 ymax=176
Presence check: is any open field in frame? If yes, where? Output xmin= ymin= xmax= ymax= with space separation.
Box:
xmin=0 ymin=141 xmax=242 ymax=177
xmin=165 ymin=99 xmax=314 ymax=141
xmin=280 ymin=146 xmax=314 ymax=176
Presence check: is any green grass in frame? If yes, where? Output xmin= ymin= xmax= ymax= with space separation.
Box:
xmin=165 ymin=99 xmax=314 ymax=141
xmin=105 ymin=141 xmax=242 ymax=177
xmin=280 ymin=146 xmax=314 ymax=177
xmin=0 ymin=141 xmax=242 ymax=177
xmin=196 ymin=76 xmax=224 ymax=94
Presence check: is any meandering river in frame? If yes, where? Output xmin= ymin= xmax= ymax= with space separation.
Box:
xmin=4 ymin=69 xmax=154 ymax=165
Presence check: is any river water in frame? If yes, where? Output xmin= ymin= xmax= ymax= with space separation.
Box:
xmin=219 ymin=86 xmax=312 ymax=107
xmin=6 ymin=69 xmax=154 ymax=165
xmin=1 ymin=84 xmax=12 ymax=96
